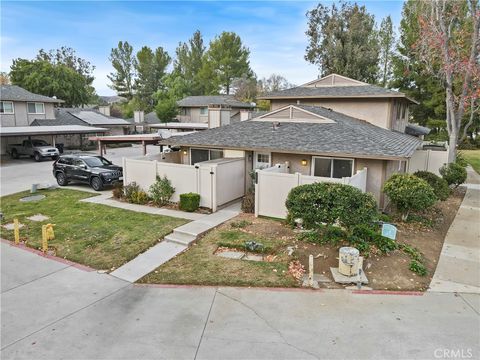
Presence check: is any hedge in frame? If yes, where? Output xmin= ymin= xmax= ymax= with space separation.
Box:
xmin=413 ymin=171 xmax=450 ymax=201
xmin=179 ymin=193 xmax=200 ymax=212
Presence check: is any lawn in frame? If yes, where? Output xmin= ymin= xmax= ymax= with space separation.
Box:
xmin=0 ymin=189 xmax=188 ymax=270
xmin=139 ymin=217 xmax=299 ymax=287
xmin=461 ymin=150 xmax=480 ymax=174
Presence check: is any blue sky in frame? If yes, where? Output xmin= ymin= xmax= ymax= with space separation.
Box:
xmin=1 ymin=1 xmax=404 ymax=95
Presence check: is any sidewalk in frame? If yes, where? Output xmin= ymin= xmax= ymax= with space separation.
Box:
xmin=429 ymin=166 xmax=480 ymax=294
xmin=110 ymin=201 xmax=241 ymax=282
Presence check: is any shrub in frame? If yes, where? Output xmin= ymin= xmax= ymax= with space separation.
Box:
xmin=124 ymin=182 xmax=141 ymax=201
xmin=179 ymin=193 xmax=200 ymax=212
xmin=383 ymin=174 xmax=437 ymax=220
xmin=455 ymin=152 xmax=469 ymax=167
xmin=413 ymin=171 xmax=450 ymax=201
xmin=112 ymin=183 xmax=124 ymax=199
xmin=285 ymin=183 xmax=378 ymax=230
xmin=439 ymin=162 xmax=467 ymax=187
xmin=241 ymin=188 xmax=255 ymax=213
xmin=349 ymin=224 xmax=398 ymax=254
xmin=409 ymin=260 xmax=427 ymax=276
xmin=230 ymin=220 xmax=252 ymax=229
xmin=130 ymin=190 xmax=149 ymax=204
xmin=149 ymin=176 xmax=175 ymax=206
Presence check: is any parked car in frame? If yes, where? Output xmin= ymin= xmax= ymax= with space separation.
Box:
xmin=7 ymin=139 xmax=60 ymax=161
xmin=53 ymin=154 xmax=123 ymax=191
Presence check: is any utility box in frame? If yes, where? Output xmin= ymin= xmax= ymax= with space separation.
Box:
xmin=338 ymin=247 xmax=360 ymax=276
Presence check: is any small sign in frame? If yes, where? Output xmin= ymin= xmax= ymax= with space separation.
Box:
xmin=381 ymin=223 xmax=397 ymax=240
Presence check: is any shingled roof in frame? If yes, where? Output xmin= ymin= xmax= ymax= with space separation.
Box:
xmin=160 ymin=105 xmax=422 ymax=160
xmin=0 ymin=85 xmax=64 ymax=103
xmin=177 ymin=95 xmax=253 ymax=108
xmin=31 ymin=108 xmax=130 ymax=127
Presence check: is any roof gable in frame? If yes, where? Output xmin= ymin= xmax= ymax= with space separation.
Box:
xmin=255 ymin=105 xmax=335 ymax=124
xmin=302 ymin=74 xmax=368 ymax=87
xmin=0 ymin=85 xmax=65 ymax=103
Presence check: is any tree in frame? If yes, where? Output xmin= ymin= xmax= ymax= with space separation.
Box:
xmin=135 ymin=46 xmax=171 ymax=110
xmin=258 ymin=74 xmax=294 ymax=93
xmin=413 ymin=0 xmax=479 ymax=162
xmin=0 ymin=72 xmax=10 ymax=85
xmin=10 ymin=59 xmax=91 ymax=106
xmin=231 ymin=75 xmax=257 ymax=102
xmin=174 ymin=30 xmax=206 ymax=95
xmin=108 ymin=41 xmax=137 ymax=100
xmin=305 ymin=1 xmax=380 ymax=83
xmin=391 ymin=0 xmax=447 ymax=127
xmin=201 ymin=32 xmax=253 ymax=94
xmin=155 ymin=98 xmax=178 ymax=123
xmin=378 ymin=16 xmax=395 ymax=87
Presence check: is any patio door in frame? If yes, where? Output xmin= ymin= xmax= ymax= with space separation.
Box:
xmin=254 ymin=152 xmax=271 ymax=169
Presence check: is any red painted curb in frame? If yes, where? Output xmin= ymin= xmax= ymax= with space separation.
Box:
xmin=351 ymin=290 xmax=424 ymax=296
xmin=1 ymin=239 xmax=95 ymax=272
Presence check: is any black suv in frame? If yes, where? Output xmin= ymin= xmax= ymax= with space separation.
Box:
xmin=53 ymin=154 xmax=123 ymax=191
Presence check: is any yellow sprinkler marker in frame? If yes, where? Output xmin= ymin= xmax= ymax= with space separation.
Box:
xmin=45 ymin=223 xmax=55 ymax=241
xmin=14 ymin=218 xmax=20 ymax=244
xmin=41 ymin=225 xmax=48 ymax=253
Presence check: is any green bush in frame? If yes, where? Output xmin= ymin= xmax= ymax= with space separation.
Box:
xmin=241 ymin=188 xmax=255 ymax=213
xmin=349 ymin=224 xmax=398 ymax=254
xmin=230 ymin=220 xmax=252 ymax=229
xmin=409 ymin=260 xmax=427 ymax=276
xmin=149 ymin=176 xmax=175 ymax=206
xmin=285 ymin=183 xmax=378 ymax=230
xmin=413 ymin=171 xmax=450 ymax=201
xmin=112 ymin=183 xmax=124 ymax=199
xmin=124 ymin=182 xmax=149 ymax=204
xmin=439 ymin=162 xmax=467 ymax=187
xmin=383 ymin=174 xmax=437 ymax=220
xmin=179 ymin=192 xmax=200 ymax=212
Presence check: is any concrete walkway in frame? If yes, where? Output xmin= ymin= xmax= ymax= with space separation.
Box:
xmin=110 ymin=202 xmax=241 ymax=282
xmin=429 ymin=166 xmax=480 ymax=294
xmin=2 ymin=241 xmax=479 ymax=360
xmin=81 ymin=193 xmax=204 ymax=221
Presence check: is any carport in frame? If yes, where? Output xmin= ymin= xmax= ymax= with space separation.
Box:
xmin=0 ymin=126 xmax=108 ymax=155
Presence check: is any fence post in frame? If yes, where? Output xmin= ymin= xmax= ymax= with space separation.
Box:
xmin=295 ymin=172 xmax=301 ymax=186
xmin=211 ymin=167 xmax=217 ymax=213
xmin=122 ymin=157 xmax=127 ymax=186
xmin=254 ymin=174 xmax=259 ymax=217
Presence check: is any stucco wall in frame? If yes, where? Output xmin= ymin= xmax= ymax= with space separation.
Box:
xmin=270 ymin=98 xmax=392 ymax=129
xmin=1 ymin=102 xmax=56 ymax=127
xmin=271 ymin=153 xmax=311 ymax=175
xmin=355 ymin=158 xmax=386 ymax=206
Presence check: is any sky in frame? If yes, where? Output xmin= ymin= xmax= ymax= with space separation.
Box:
xmin=1 ymin=1 xmax=404 ymax=96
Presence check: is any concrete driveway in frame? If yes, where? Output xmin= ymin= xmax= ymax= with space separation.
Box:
xmin=0 ymin=145 xmax=161 ymax=196
xmin=1 ymin=242 xmax=479 ymax=360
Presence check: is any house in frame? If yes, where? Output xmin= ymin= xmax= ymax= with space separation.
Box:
xmin=0 ymin=85 xmax=64 ymax=127
xmin=0 ymin=85 xmax=108 ymax=155
xmin=122 ymin=74 xmax=445 ymax=218
xmin=176 ymin=95 xmax=254 ymax=127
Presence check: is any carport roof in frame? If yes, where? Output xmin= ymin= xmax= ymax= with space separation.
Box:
xmin=0 ymin=126 xmax=108 ymax=137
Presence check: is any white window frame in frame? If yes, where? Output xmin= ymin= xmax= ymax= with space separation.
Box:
xmin=254 ymin=152 xmax=271 ymax=169
xmin=189 ymin=148 xmax=224 ymax=165
xmin=0 ymin=101 xmax=14 ymax=114
xmin=27 ymin=102 xmax=45 ymax=114
xmin=311 ymin=156 xmax=354 ymax=178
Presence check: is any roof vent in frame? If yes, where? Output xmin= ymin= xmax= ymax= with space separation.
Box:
xmin=272 ymin=122 xmax=280 ymax=131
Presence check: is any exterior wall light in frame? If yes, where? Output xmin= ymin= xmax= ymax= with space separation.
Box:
xmin=301 ymin=159 xmax=308 ymax=166
xmin=183 ymin=150 xmax=188 ymax=155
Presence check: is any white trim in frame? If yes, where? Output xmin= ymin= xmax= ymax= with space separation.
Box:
xmin=27 ymin=102 xmax=45 ymax=114
xmin=311 ymin=156 xmax=354 ymax=178
xmin=0 ymin=101 xmax=14 ymax=114
xmin=301 ymin=73 xmax=368 ymax=87
xmin=256 ymin=104 xmax=335 ymax=123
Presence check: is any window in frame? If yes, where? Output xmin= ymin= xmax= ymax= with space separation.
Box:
xmin=0 ymin=101 xmax=14 ymax=114
xmin=190 ymin=148 xmax=224 ymax=165
xmin=200 ymin=107 xmax=208 ymax=115
xmin=254 ymin=152 xmax=271 ymax=169
xmin=312 ymin=157 xmax=353 ymax=178
xmin=27 ymin=102 xmax=45 ymax=114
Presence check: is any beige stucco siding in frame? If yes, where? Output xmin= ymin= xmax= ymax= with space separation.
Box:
xmin=270 ymin=98 xmax=392 ymax=129
xmin=355 ymin=158 xmax=386 ymax=206
xmin=271 ymin=153 xmax=311 ymax=175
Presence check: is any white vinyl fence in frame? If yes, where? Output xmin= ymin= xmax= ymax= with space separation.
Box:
xmin=255 ymin=166 xmax=368 ymax=219
xmin=123 ymin=157 xmax=245 ymax=212
xmin=407 ymin=148 xmax=449 ymax=176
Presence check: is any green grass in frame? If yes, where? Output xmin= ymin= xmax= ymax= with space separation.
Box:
xmin=139 ymin=227 xmax=298 ymax=287
xmin=0 ymin=189 xmax=188 ymax=269
xmin=461 ymin=150 xmax=480 ymax=174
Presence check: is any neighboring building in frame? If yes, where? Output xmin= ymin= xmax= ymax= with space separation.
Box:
xmin=176 ymin=95 xmax=254 ymax=127
xmin=98 ymin=95 xmax=127 ymax=105
xmin=0 ymin=85 xmax=64 ymax=127
xmin=257 ymin=73 xmax=418 ymax=133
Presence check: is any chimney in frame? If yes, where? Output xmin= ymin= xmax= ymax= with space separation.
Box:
xmin=98 ymin=105 xmax=111 ymax=116
xmin=134 ymin=110 xmax=144 ymax=123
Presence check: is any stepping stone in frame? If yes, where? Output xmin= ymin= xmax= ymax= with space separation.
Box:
xmin=20 ymin=195 xmax=45 ymax=202
xmin=2 ymin=222 xmax=25 ymax=230
xmin=27 ymin=214 xmax=50 ymax=222
xmin=243 ymin=254 xmax=263 ymax=262
xmin=330 ymin=267 xmax=369 ymax=284
xmin=217 ymin=251 xmax=245 ymax=260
